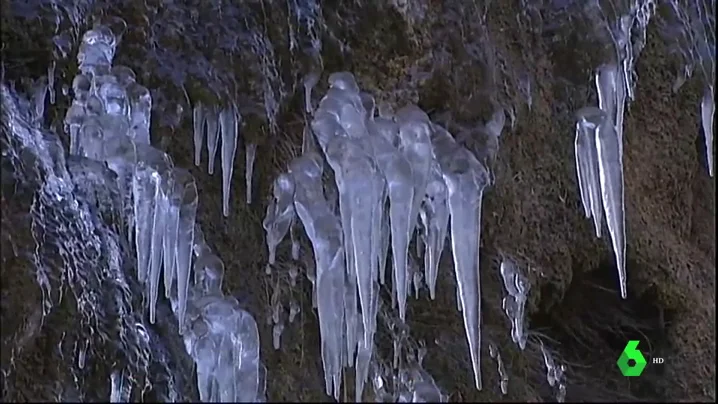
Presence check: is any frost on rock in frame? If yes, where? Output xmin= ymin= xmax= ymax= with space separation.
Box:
xmin=499 ymin=259 xmax=529 ymax=350
xmin=68 ymin=25 xmax=266 ymax=402
xmin=266 ymin=71 xmax=493 ymax=398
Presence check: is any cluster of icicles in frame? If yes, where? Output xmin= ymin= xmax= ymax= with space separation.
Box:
xmin=260 ymin=67 xmax=507 ymax=398
xmin=64 ymin=25 xmax=266 ymax=402
xmin=571 ymin=4 xmax=713 ymax=301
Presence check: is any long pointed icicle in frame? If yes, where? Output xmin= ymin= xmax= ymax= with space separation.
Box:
xmin=193 ymin=101 xmax=206 ymax=167
xmin=175 ymin=169 xmax=198 ymax=331
xmin=206 ymin=105 xmax=221 ymax=175
xmin=575 ymin=109 xmax=606 ymax=237
xmin=246 ymin=143 xmax=257 ymax=205
xmin=220 ymin=105 xmax=241 ymax=216
xmin=701 ymin=85 xmax=714 ymax=177
xmin=432 ymin=126 xmax=489 ymax=391
xmin=596 ymin=64 xmax=628 ymax=299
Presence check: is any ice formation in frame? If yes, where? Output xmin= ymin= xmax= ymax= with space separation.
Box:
xmin=499 ymin=259 xmax=529 ymax=350
xmin=262 ymin=71 xmax=495 ymax=398
xmin=573 ymin=65 xmax=627 ymax=299
xmin=661 ymin=0 xmax=715 ymax=176
xmin=488 ymin=342 xmax=508 ymax=395
xmin=192 ymin=101 xmax=242 ymax=215
xmin=540 ymin=341 xmax=567 ymax=403
xmin=65 ymin=25 xmax=266 ymax=402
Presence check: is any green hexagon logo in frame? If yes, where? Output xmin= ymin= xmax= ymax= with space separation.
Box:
xmin=617 ymin=340 xmax=647 ymax=376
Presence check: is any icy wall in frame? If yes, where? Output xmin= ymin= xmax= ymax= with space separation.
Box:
xmin=1 ymin=0 xmax=715 ymax=402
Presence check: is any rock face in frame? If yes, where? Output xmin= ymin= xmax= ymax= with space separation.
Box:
xmin=1 ymin=0 xmax=714 ymax=402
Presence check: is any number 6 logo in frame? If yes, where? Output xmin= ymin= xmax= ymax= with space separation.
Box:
xmin=617 ymin=340 xmax=648 ymax=376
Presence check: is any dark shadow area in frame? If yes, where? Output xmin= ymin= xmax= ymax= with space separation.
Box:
xmin=531 ymin=258 xmax=674 ymax=401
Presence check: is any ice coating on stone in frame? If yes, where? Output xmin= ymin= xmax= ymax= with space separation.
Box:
xmin=193 ymin=102 xmax=207 ymax=167
xmin=595 ymin=64 xmax=628 ymax=299
xmin=431 ymin=125 xmax=488 ymax=390
xmin=488 ymin=342 xmax=508 ymax=395
xmin=701 ymin=85 xmax=714 ymax=176
xmin=220 ymin=105 xmax=241 ymax=216
xmin=262 ymin=173 xmax=296 ymax=264
xmin=419 ymin=162 xmax=449 ymax=300
xmin=499 ymin=259 xmax=529 ymax=350
xmin=246 ymin=143 xmax=257 ymax=204
xmin=67 ymin=26 xmax=266 ymax=402
xmin=289 ymin=154 xmax=345 ymax=399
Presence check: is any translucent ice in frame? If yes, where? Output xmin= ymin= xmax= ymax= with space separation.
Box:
xmin=432 ymin=125 xmax=489 ymax=390
xmin=262 ymin=173 xmax=296 ymax=264
xmin=499 ymin=259 xmax=529 ymax=350
xmin=220 ymin=105 xmax=241 ymax=216
xmin=701 ymin=85 xmax=714 ymax=176
xmin=595 ymin=64 xmax=628 ymax=299
xmin=245 ymin=143 xmax=257 ymax=204
xmin=193 ymin=102 xmax=207 ymax=167
xmin=206 ymin=105 xmax=221 ymax=175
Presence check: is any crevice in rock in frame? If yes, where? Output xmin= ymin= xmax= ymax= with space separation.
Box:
xmin=530 ymin=257 xmax=674 ymax=401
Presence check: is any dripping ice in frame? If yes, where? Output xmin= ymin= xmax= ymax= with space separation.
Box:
xmin=65 ymin=25 xmax=266 ymax=402
xmin=262 ymin=71 xmax=496 ymax=398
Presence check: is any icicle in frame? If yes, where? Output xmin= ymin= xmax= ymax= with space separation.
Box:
xmin=420 ymin=163 xmax=449 ymax=299
xmin=219 ymin=105 xmax=241 ymax=216
xmin=245 ymin=143 xmax=257 ymax=204
xmin=499 ymin=259 xmax=529 ymax=350
xmin=290 ymin=218 xmax=301 ymax=260
xmin=701 ymin=85 xmax=714 ymax=176
xmin=193 ymin=102 xmax=207 ymax=167
xmin=206 ymin=105 xmax=221 ymax=175
xmin=289 ymin=299 xmax=300 ymax=323
xmin=272 ymin=322 xmax=285 ymax=350
xmin=595 ymin=64 xmax=627 ymax=299
xmin=32 ymin=76 xmax=48 ymax=123
xmin=149 ymin=170 xmax=172 ymax=324
xmin=289 ymin=154 xmax=345 ymax=400
xmin=48 ymin=61 xmax=57 ymax=105
xmin=432 ymin=126 xmax=489 ymax=391
xmin=488 ymin=342 xmax=508 ymax=395
xmin=175 ymin=169 xmax=198 ymax=331
xmin=262 ymin=173 xmax=295 ymax=265
xmin=303 ymin=70 xmax=320 ymax=114
xmin=574 ymin=111 xmax=604 ymax=230
xmin=163 ymin=175 xmax=180 ymax=299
